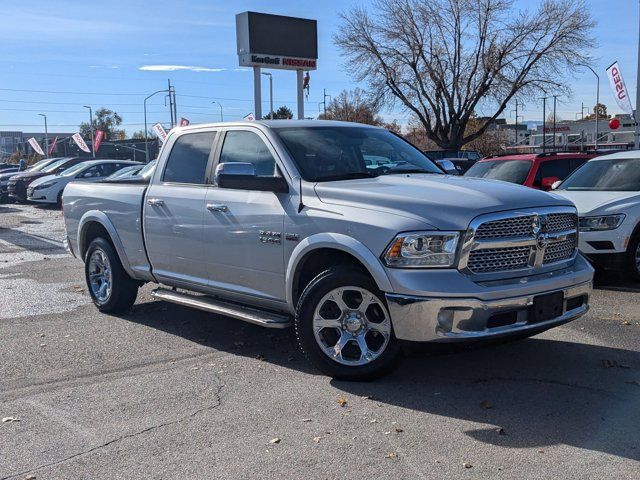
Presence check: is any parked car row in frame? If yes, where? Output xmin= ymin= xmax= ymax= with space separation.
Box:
xmin=1 ymin=157 xmax=144 ymax=206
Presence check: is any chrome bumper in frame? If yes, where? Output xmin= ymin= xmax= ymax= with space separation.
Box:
xmin=386 ymin=281 xmax=591 ymax=342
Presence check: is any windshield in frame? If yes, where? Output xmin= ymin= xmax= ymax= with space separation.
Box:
xmin=30 ymin=158 xmax=58 ymax=172
xmin=138 ymin=160 xmax=157 ymax=178
xmin=273 ymin=126 xmax=442 ymax=182
xmin=41 ymin=158 xmax=71 ymax=173
xmin=465 ymin=160 xmax=532 ymax=185
xmin=559 ymin=158 xmax=640 ymax=191
xmin=60 ymin=162 xmax=89 ymax=177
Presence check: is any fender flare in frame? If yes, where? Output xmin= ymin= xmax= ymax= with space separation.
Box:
xmin=285 ymin=232 xmax=393 ymax=308
xmin=77 ymin=210 xmax=137 ymax=279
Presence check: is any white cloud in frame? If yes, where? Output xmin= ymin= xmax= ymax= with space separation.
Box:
xmin=139 ymin=65 xmax=225 ymax=72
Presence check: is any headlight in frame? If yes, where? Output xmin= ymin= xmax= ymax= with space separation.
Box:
xmin=33 ymin=181 xmax=56 ymax=190
xmin=383 ymin=231 xmax=460 ymax=267
xmin=579 ymin=214 xmax=625 ymax=231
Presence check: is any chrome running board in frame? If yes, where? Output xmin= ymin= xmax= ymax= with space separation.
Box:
xmin=151 ymin=288 xmax=291 ymax=329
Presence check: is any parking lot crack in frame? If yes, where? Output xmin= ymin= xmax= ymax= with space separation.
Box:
xmin=1 ymin=384 xmax=224 ymax=480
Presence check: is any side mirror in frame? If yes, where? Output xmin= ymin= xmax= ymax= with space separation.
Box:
xmin=541 ymin=176 xmax=559 ymax=191
xmin=215 ymin=162 xmax=289 ymax=193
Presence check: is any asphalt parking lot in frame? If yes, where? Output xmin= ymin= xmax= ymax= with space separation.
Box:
xmin=1 ymin=204 xmax=639 ymax=479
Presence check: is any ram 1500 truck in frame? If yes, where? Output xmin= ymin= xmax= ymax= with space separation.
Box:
xmin=63 ymin=120 xmax=594 ymax=380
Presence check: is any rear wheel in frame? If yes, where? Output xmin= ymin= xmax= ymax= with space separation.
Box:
xmin=85 ymin=237 xmax=139 ymax=312
xmin=295 ymin=267 xmax=401 ymax=380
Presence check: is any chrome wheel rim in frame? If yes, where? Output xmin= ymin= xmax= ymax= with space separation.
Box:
xmin=88 ymin=249 xmax=112 ymax=303
xmin=312 ymin=286 xmax=391 ymax=366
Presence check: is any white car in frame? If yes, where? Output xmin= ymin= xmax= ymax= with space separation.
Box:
xmin=27 ymin=160 xmax=142 ymax=206
xmin=554 ymin=151 xmax=640 ymax=279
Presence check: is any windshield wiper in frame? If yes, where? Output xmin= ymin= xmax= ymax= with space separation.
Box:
xmin=316 ymin=172 xmax=379 ymax=182
xmin=381 ymin=168 xmax=438 ymax=175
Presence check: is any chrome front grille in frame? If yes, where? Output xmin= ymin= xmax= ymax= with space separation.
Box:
xmin=461 ymin=209 xmax=578 ymax=276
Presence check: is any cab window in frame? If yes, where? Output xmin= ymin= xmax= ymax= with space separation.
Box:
xmin=533 ymin=159 xmax=573 ymax=187
xmin=219 ymin=130 xmax=277 ymax=176
xmin=163 ymin=132 xmax=215 ymax=184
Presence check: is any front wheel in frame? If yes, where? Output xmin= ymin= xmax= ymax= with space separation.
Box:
xmin=627 ymin=230 xmax=640 ymax=281
xmin=295 ymin=267 xmax=401 ymax=381
xmin=85 ymin=237 xmax=139 ymax=312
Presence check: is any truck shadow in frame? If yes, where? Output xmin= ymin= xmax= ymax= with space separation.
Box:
xmin=122 ymin=300 xmax=640 ymax=462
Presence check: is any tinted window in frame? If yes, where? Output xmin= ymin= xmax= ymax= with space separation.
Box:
xmin=163 ymin=132 xmax=215 ymax=184
xmin=274 ymin=126 xmax=441 ymax=181
xmin=219 ymin=130 xmax=276 ymax=176
xmin=465 ymin=160 xmax=532 ymax=184
xmin=533 ymin=159 xmax=572 ymax=186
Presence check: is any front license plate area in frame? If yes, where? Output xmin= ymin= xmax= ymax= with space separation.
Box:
xmin=531 ymin=291 xmax=564 ymax=323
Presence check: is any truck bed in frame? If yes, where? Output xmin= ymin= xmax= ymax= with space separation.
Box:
xmin=63 ymin=180 xmax=152 ymax=281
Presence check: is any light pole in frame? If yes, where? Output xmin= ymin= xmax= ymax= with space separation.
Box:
xmin=212 ymin=101 xmax=223 ymax=122
xmin=38 ymin=113 xmax=48 ymax=157
xmin=83 ymin=106 xmax=95 ymax=158
xmin=261 ymin=72 xmax=273 ymax=119
xmin=144 ymin=89 xmax=169 ymax=163
xmin=577 ymin=64 xmax=600 ymax=150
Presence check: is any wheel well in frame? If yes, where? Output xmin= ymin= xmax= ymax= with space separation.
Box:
xmin=292 ymin=248 xmax=372 ymax=306
xmin=80 ymin=221 xmax=112 ymax=260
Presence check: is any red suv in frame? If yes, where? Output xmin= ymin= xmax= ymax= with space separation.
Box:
xmin=464 ymin=152 xmax=598 ymax=190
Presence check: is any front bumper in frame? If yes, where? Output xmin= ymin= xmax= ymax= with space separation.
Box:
xmin=386 ymin=262 xmax=593 ymax=342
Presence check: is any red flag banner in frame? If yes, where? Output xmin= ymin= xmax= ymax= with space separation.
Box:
xmin=48 ymin=136 xmax=58 ymax=155
xmin=94 ymin=130 xmax=105 ymax=152
xmin=180 ymin=117 xmax=190 ymax=126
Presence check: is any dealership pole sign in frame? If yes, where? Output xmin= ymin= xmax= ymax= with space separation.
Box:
xmin=606 ymin=61 xmax=634 ymax=115
xmin=236 ymin=11 xmax=318 ymax=120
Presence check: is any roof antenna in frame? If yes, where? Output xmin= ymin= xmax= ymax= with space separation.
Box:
xmin=297 ymin=176 xmax=305 ymax=213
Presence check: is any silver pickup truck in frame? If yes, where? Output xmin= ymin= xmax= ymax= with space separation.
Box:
xmin=63 ymin=120 xmax=593 ymax=380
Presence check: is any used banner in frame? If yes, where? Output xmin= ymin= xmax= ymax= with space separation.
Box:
xmin=152 ymin=123 xmax=168 ymax=143
xmin=27 ymin=137 xmax=45 ymax=156
xmin=72 ymin=133 xmax=91 ymax=153
xmin=180 ymin=117 xmax=190 ymax=126
xmin=243 ymin=113 xmax=255 ymax=121
xmin=94 ymin=130 xmax=105 ymax=152
xmin=48 ymin=136 xmax=58 ymax=155
xmin=606 ymin=61 xmax=634 ymax=115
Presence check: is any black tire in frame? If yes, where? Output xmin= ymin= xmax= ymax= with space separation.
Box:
xmin=84 ymin=237 xmax=139 ymax=312
xmin=56 ymin=190 xmax=63 ymax=209
xmin=627 ymin=228 xmax=640 ymax=282
xmin=295 ymin=266 xmax=402 ymax=381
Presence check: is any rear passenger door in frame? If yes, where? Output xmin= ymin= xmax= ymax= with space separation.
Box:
xmin=144 ymin=131 xmax=217 ymax=287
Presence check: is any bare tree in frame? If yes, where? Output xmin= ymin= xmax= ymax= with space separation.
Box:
xmin=335 ymin=0 xmax=595 ymax=150
xmin=320 ymin=88 xmax=384 ymax=125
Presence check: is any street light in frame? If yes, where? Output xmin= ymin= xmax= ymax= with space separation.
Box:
xmin=261 ymin=72 xmax=273 ymax=119
xmin=577 ymin=64 xmax=600 ymax=150
xmin=83 ymin=106 xmax=95 ymax=158
xmin=212 ymin=101 xmax=223 ymax=122
xmin=144 ymin=89 xmax=170 ymax=163
xmin=38 ymin=113 xmax=48 ymax=157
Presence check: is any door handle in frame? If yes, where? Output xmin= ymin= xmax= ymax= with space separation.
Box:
xmin=206 ymin=203 xmax=229 ymax=213
xmin=147 ymin=198 xmax=164 ymax=206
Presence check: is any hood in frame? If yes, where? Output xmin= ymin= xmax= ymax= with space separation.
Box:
xmin=30 ymin=174 xmax=61 ymax=187
xmin=9 ymin=171 xmax=50 ymax=182
xmin=554 ymin=190 xmax=640 ymax=215
xmin=314 ymin=174 xmax=573 ymax=230
xmin=0 ymin=170 xmax=20 ymax=181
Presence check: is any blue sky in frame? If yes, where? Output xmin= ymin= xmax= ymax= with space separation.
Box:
xmin=0 ymin=0 xmax=637 ymax=134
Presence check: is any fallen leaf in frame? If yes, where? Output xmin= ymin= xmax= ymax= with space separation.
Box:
xmin=386 ymin=452 xmax=398 ymax=460
xmin=337 ymin=396 xmax=348 ymax=407
xmin=269 ymin=438 xmax=280 ymax=444
xmin=497 ymin=427 xmax=506 ymax=436
xmin=463 ymin=462 xmax=473 ymax=469
xmin=480 ymin=400 xmax=493 ymax=409
xmin=622 ymin=320 xmax=631 ymax=325
xmin=538 ymin=449 xmax=545 ymax=454
xmin=256 ymin=354 xmax=265 ymax=361
xmin=301 ymin=418 xmax=312 ymax=422
xmin=395 ymin=427 xmax=404 ymax=433
xmin=384 ymin=431 xmax=391 ymax=435
xmin=313 ymin=436 xmax=321 ymax=443
xmin=361 ymin=395 xmax=372 ymax=400
xmin=370 ymin=419 xmax=378 ymax=423
xmin=2 ymin=417 xmax=20 ymax=423
xmin=24 ymin=475 xmax=36 ymax=480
